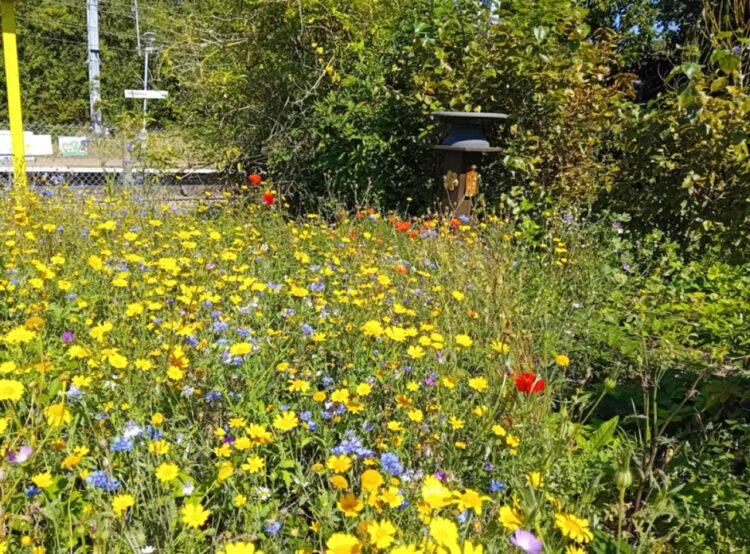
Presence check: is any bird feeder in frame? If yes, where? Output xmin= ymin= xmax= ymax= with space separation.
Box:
xmin=432 ymin=111 xmax=507 ymax=217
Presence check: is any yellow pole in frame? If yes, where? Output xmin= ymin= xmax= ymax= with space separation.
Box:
xmin=1 ymin=0 xmax=27 ymax=192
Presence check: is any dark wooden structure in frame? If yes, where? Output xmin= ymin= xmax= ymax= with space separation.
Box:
xmin=432 ymin=111 xmax=507 ymax=217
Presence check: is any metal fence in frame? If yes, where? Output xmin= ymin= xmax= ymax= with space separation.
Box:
xmin=0 ymin=122 xmax=224 ymax=193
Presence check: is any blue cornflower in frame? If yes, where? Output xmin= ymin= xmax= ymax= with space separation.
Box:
xmin=110 ymin=436 xmax=134 ymax=452
xmin=490 ymin=480 xmax=506 ymax=493
xmin=85 ymin=470 xmax=120 ymax=492
xmin=380 ymin=452 xmax=403 ymax=476
xmin=264 ymin=521 xmax=282 ymax=536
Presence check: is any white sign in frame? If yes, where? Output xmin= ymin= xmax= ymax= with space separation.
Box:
xmin=0 ymin=131 xmax=54 ymax=157
xmin=124 ymin=89 xmax=169 ymax=100
xmin=58 ymin=136 xmax=89 ymax=157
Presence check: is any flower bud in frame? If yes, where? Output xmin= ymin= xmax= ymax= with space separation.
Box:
xmin=615 ymin=468 xmax=633 ymax=490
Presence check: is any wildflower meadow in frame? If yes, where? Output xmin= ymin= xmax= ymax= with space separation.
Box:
xmin=0 ymin=185 xmax=663 ymax=554
xmin=2 ymin=174 xmax=746 ymax=554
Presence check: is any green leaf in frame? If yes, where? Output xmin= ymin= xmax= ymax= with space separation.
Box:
xmin=680 ymin=62 xmax=702 ymax=80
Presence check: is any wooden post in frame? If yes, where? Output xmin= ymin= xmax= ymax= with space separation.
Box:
xmin=1 ymin=0 xmax=27 ymax=191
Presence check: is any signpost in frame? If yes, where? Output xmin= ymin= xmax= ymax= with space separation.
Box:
xmin=124 ymin=89 xmax=169 ymax=100
xmin=1 ymin=0 xmax=27 ymax=191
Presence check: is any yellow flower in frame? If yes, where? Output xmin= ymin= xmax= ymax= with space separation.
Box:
xmin=217 ymin=461 xmax=235 ymax=482
xmin=327 ymin=454 xmax=352 ymax=473
xmin=429 ymin=516 xmax=458 ymax=548
xmin=407 ymin=345 xmax=425 ymax=359
xmin=222 ymin=542 xmax=264 ymax=554
xmin=230 ymin=342 xmax=252 ymax=356
xmin=407 ymin=408 xmax=424 ymax=423
xmin=0 ymin=379 xmax=24 ymax=402
xmin=181 ymin=502 xmax=210 ymax=528
xmin=149 ymin=439 xmax=170 ymax=455
xmin=491 ymin=340 xmax=510 ymax=354
xmin=367 ymin=519 xmax=396 ymax=550
xmin=155 ymin=462 xmax=180 ymax=483
xmin=356 ymin=382 xmax=372 ymax=396
xmin=454 ymin=489 xmax=490 ymax=515
xmin=421 ymin=475 xmax=453 ymax=511
xmin=554 ymin=512 xmax=594 ymax=543
xmin=468 ymin=377 xmax=488 ymax=392
xmin=565 ymin=546 xmax=586 ymax=554
xmin=555 ymin=354 xmax=570 ymax=367
xmin=330 ymin=475 xmax=349 ymax=490
xmin=492 ymin=424 xmax=507 ymax=437
xmin=233 ymin=494 xmax=248 ymax=507
xmin=44 ymin=403 xmax=71 ymax=427
xmin=273 ymin=411 xmax=299 ymax=432
xmin=337 ymin=492 xmax=364 ymax=517
xmin=498 ymin=505 xmax=524 ymax=530
xmin=455 ymin=334 xmax=473 ymax=347
xmin=526 ymin=472 xmax=543 ymax=489
xmin=3 ymin=325 xmax=36 ymax=344
xmin=112 ymin=494 xmax=135 ymax=517
xmin=360 ymin=320 xmax=384 ymax=337
xmin=378 ymin=486 xmax=402 ymax=509
xmin=361 ymin=469 xmax=384 ymax=493
xmin=389 ymin=545 xmax=422 ymax=554
xmin=325 ymin=533 xmax=361 ymax=554
xmin=32 ymin=472 xmax=54 ymax=489
xmin=241 ymin=455 xmax=265 ymax=474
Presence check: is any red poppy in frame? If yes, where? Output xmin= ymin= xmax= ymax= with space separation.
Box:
xmin=514 ymin=372 xmax=546 ymax=394
xmin=449 ymin=218 xmax=461 ymax=228
xmin=395 ymin=221 xmax=411 ymax=232
xmin=248 ymin=173 xmax=262 ymax=186
xmin=262 ymin=192 xmax=275 ymax=206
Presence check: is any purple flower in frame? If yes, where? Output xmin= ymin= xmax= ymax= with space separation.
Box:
xmin=6 ymin=445 xmax=33 ymax=464
xmin=60 ymin=330 xmax=74 ymax=343
xmin=509 ymin=530 xmax=542 ymax=554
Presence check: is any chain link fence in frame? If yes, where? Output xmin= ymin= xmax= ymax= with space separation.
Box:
xmin=0 ymin=122 xmax=227 ymax=197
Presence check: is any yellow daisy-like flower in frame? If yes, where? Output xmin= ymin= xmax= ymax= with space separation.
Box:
xmin=0 ymin=379 xmax=24 ymax=402
xmin=241 ymin=455 xmax=265 ymax=474
xmin=429 ymin=516 xmax=458 ymax=548
xmin=32 ymin=472 xmax=54 ymax=489
xmin=565 ymin=546 xmax=587 ymax=554
xmin=272 ymin=410 xmax=299 ymax=432
xmin=468 ymin=377 xmax=488 ymax=392
xmin=221 ymin=541 xmax=264 ymax=554
xmin=44 ymin=403 xmax=71 ymax=427
xmin=361 ymin=469 xmax=384 ymax=493
xmin=181 ymin=502 xmax=210 ymax=529
xmin=555 ymin=354 xmax=571 ymax=367
xmin=367 ymin=519 xmax=396 ymax=550
xmin=337 ymin=492 xmax=364 ymax=517
xmin=454 ymin=334 xmax=473 ymax=347
xmin=498 ymin=505 xmax=524 ymax=530
xmin=454 ymin=489 xmax=490 ymax=515
xmin=421 ymin=475 xmax=453 ymax=511
xmin=326 ymin=533 xmax=361 ymax=554
xmin=155 ymin=462 xmax=179 ymax=483
xmin=327 ymin=454 xmax=352 ymax=473
xmin=554 ymin=512 xmax=594 ymax=543
xmin=112 ymin=493 xmax=135 ymax=517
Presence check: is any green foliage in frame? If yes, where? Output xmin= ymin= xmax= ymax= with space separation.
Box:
xmin=0 ymin=0 xmax=180 ymax=126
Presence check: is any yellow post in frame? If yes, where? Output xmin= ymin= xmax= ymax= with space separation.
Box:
xmin=1 ymin=0 xmax=27 ymax=191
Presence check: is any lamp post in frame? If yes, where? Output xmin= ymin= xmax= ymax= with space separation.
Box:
xmin=1 ymin=0 xmax=26 ymax=191
xmin=432 ymin=111 xmax=507 ymax=217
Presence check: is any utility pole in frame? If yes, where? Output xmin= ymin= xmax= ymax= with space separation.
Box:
xmin=140 ymin=31 xmax=156 ymax=138
xmin=133 ymin=0 xmax=141 ymax=56
xmin=86 ymin=0 xmax=103 ymax=136
xmin=1 ymin=0 xmax=27 ymax=192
